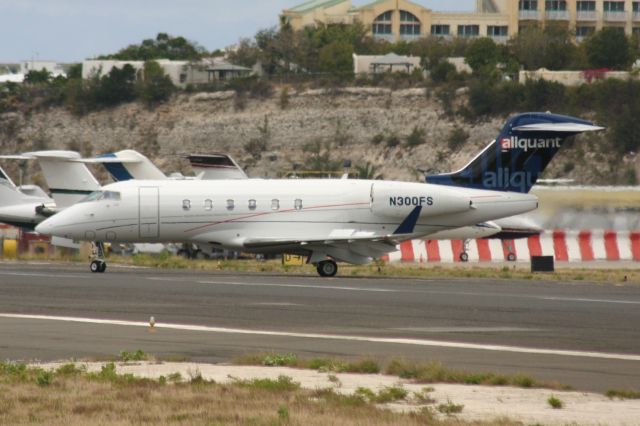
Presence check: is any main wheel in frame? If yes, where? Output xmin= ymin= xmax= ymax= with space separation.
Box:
xmin=99 ymin=261 xmax=107 ymax=273
xmin=90 ymin=260 xmax=101 ymax=273
xmin=316 ymin=260 xmax=338 ymax=277
xmin=459 ymin=252 xmax=469 ymax=262
xmin=507 ymin=253 xmax=517 ymax=262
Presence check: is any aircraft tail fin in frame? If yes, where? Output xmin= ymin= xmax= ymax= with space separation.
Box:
xmin=0 ymin=166 xmax=17 ymax=188
xmin=425 ymin=113 xmax=604 ymax=193
xmin=0 ymin=151 xmax=100 ymax=208
xmin=0 ymin=175 xmax=35 ymax=207
xmin=187 ymin=154 xmax=248 ymax=180
xmin=82 ymin=150 xmax=166 ymax=181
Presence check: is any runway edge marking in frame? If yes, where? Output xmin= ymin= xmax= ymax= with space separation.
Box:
xmin=1 ymin=313 xmax=639 ymax=362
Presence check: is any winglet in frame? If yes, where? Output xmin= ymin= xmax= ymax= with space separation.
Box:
xmin=393 ymin=206 xmax=422 ymax=235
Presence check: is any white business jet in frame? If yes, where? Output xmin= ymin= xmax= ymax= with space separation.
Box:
xmin=35 ymin=113 xmax=603 ymax=276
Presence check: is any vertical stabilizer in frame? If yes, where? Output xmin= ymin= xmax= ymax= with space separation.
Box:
xmin=426 ymin=113 xmax=604 ymax=193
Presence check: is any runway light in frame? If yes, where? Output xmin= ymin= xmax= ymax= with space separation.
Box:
xmin=149 ymin=316 xmax=156 ymax=332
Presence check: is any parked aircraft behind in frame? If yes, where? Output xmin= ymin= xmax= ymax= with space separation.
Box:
xmin=35 ymin=113 xmax=603 ymax=276
xmin=0 ymin=166 xmax=53 ymax=229
xmin=187 ymin=154 xmax=248 ymax=180
xmin=0 ymin=151 xmax=100 ymax=209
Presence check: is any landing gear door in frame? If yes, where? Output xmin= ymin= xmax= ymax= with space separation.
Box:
xmin=139 ymin=187 xmax=159 ymax=239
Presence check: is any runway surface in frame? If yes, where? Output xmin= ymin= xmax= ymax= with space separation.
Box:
xmin=1 ymin=262 xmax=639 ymax=392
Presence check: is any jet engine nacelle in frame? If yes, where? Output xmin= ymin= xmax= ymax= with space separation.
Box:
xmin=371 ymin=182 xmax=472 ymax=219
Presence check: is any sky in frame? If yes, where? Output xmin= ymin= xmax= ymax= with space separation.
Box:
xmin=0 ymin=0 xmax=475 ymax=63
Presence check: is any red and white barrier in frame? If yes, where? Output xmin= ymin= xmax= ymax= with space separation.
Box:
xmin=383 ymin=231 xmax=640 ymax=263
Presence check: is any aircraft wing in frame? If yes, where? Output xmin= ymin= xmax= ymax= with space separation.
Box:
xmin=243 ymin=234 xmax=407 ymax=265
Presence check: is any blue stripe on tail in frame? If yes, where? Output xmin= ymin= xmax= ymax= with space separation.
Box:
xmin=97 ymin=153 xmax=134 ymax=182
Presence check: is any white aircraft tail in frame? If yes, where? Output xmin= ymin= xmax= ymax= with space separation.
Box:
xmin=80 ymin=150 xmax=166 ymax=181
xmin=0 ymin=151 xmax=101 ymax=208
xmin=0 ymin=166 xmax=17 ymax=188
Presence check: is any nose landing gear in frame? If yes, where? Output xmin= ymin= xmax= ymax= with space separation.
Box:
xmin=90 ymin=242 xmax=107 ymax=273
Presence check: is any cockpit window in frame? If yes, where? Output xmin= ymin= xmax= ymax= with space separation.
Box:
xmin=103 ymin=191 xmax=121 ymax=200
xmin=80 ymin=190 xmax=121 ymax=203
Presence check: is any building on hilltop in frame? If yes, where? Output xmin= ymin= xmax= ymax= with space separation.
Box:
xmin=82 ymin=58 xmax=254 ymax=87
xmin=281 ymin=0 xmax=640 ymax=42
xmin=352 ymin=53 xmax=422 ymax=74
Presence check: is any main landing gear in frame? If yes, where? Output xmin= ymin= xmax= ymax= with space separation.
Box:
xmin=90 ymin=242 xmax=107 ymax=273
xmin=316 ymin=260 xmax=338 ymax=277
xmin=459 ymin=239 xmax=470 ymax=262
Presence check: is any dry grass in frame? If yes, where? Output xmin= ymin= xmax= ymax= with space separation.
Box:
xmin=13 ymin=251 xmax=640 ymax=284
xmin=0 ymin=361 xmax=516 ymax=425
xmin=232 ymin=354 xmax=571 ymax=392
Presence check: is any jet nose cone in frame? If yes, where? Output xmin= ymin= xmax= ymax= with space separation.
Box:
xmin=35 ymin=219 xmax=53 ymax=235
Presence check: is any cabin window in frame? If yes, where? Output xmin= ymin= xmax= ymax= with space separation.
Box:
xmin=248 ymin=199 xmax=257 ymax=210
xmin=204 ymin=199 xmax=213 ymax=211
xmin=271 ymin=199 xmax=280 ymax=210
xmin=294 ymin=199 xmax=303 ymax=210
xmin=227 ymin=199 xmax=234 ymax=210
xmin=182 ymin=199 xmax=191 ymax=211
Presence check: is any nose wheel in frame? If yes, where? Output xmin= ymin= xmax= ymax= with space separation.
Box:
xmin=90 ymin=241 xmax=107 ymax=273
xmin=316 ymin=260 xmax=338 ymax=277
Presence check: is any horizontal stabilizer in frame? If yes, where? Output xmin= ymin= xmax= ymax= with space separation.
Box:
xmin=513 ymin=123 xmax=605 ymax=132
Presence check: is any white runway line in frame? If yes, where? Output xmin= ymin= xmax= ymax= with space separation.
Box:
xmin=1 ymin=313 xmax=639 ymax=362
xmin=0 ymin=271 xmax=86 ymax=279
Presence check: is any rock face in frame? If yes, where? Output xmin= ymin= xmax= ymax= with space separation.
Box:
xmin=0 ymin=87 xmax=633 ymax=186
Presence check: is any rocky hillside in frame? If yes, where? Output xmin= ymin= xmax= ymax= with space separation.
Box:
xmin=0 ymin=87 xmax=636 ymax=186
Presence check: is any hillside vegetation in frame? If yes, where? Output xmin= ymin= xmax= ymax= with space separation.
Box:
xmin=0 ymin=27 xmax=639 ymax=186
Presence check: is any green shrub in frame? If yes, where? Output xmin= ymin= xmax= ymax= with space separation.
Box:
xmin=405 ymin=126 xmax=426 ymax=147
xmin=437 ymin=399 xmax=464 ymax=414
xmin=606 ymin=389 xmax=640 ymax=399
xmin=371 ymin=133 xmax=385 ymax=145
xmin=385 ymin=134 xmax=401 ymax=148
xmin=120 ymin=349 xmax=149 ymax=362
xmin=342 ymin=358 xmax=380 ymax=374
xmin=447 ymin=127 xmax=469 ymax=151
xmin=262 ymin=353 xmax=297 ymax=367
xmin=55 ymin=363 xmax=83 ymax=376
xmin=374 ymin=386 xmax=408 ymax=403
xmin=36 ymin=370 xmax=53 ymax=387
xmin=277 ymin=405 xmax=289 ymax=421
xmin=547 ymin=395 xmax=563 ymax=409
xmin=238 ymin=375 xmax=300 ymax=392
xmin=430 ymin=61 xmax=457 ymax=83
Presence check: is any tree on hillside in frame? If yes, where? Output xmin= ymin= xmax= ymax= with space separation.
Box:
xmin=509 ymin=24 xmax=579 ymax=70
xmin=23 ymin=69 xmax=52 ymax=84
xmin=318 ymin=41 xmax=354 ymax=74
xmin=584 ymin=28 xmax=632 ymax=69
xmin=99 ymin=33 xmax=205 ymax=61
xmin=464 ymin=37 xmax=500 ymax=76
xmin=93 ymin=64 xmax=137 ymax=106
xmin=227 ymin=38 xmax=261 ymax=68
xmin=137 ymin=61 xmax=174 ymax=106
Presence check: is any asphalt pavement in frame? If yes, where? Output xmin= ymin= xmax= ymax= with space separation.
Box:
xmin=0 ymin=262 xmax=639 ymax=392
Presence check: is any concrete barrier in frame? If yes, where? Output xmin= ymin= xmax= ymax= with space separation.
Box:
xmin=383 ymin=230 xmax=640 ymax=263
